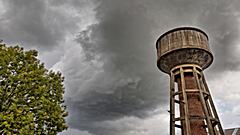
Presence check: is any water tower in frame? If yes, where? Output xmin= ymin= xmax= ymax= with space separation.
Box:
xmin=156 ymin=27 xmax=224 ymax=135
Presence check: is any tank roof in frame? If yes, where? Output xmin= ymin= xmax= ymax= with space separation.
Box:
xmin=156 ymin=27 xmax=208 ymax=49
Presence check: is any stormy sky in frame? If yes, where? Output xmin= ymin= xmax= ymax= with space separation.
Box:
xmin=1 ymin=0 xmax=240 ymax=135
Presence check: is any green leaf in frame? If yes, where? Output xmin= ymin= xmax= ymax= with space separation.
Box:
xmin=0 ymin=45 xmax=68 ymax=135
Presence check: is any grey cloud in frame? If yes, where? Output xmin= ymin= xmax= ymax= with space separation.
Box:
xmin=0 ymin=0 xmax=81 ymax=50
xmin=67 ymin=76 xmax=166 ymax=120
xmin=1 ymin=0 xmax=239 ymax=134
xmin=68 ymin=0 xmax=240 ymax=134
xmin=62 ymin=53 xmax=168 ymax=134
xmin=49 ymin=0 xmax=93 ymax=10
xmin=197 ymin=0 xmax=240 ymax=72
xmin=59 ymin=128 xmax=94 ymax=135
xmin=71 ymin=0 xmax=169 ymax=122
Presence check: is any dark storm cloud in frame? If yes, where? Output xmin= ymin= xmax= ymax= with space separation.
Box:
xmin=67 ymin=76 xmax=166 ymax=120
xmin=66 ymin=0 xmax=240 ymax=134
xmin=197 ymin=0 xmax=240 ymax=72
xmin=0 ymin=0 xmax=79 ymax=50
xmin=66 ymin=1 xmax=170 ymax=134
xmin=2 ymin=0 xmax=239 ymax=134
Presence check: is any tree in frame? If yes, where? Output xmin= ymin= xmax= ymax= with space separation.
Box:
xmin=0 ymin=43 xmax=68 ymax=135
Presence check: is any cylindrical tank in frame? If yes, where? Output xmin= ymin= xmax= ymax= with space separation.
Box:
xmin=156 ymin=27 xmax=213 ymax=74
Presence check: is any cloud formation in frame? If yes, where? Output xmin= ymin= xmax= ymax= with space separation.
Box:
xmin=1 ymin=0 xmax=240 ymax=135
xmin=0 ymin=0 xmax=94 ymax=50
xmin=70 ymin=0 xmax=240 ymax=134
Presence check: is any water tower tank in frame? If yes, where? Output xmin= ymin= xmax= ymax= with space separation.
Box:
xmin=156 ymin=27 xmax=213 ymax=74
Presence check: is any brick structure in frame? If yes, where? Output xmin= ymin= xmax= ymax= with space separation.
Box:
xmin=156 ymin=27 xmax=224 ymax=135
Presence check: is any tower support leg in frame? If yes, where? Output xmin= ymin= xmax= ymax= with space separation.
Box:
xmin=169 ymin=64 xmax=224 ymax=135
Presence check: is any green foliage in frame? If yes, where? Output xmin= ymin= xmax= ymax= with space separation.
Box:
xmin=0 ymin=44 xmax=68 ymax=135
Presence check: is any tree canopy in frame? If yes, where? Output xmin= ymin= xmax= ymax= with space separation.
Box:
xmin=0 ymin=44 xmax=68 ymax=135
